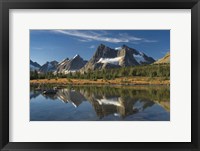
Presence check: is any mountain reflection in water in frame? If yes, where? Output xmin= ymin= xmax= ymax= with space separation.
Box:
xmin=30 ymin=85 xmax=170 ymax=121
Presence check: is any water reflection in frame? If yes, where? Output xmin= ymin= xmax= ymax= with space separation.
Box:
xmin=30 ymin=85 xmax=170 ymax=121
xmin=56 ymin=89 xmax=86 ymax=107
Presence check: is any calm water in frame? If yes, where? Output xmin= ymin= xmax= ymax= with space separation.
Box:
xmin=30 ymin=85 xmax=170 ymax=121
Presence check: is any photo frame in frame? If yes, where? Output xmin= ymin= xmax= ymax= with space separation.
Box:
xmin=0 ymin=0 xmax=200 ymax=150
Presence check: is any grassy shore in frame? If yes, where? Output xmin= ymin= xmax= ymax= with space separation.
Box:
xmin=30 ymin=76 xmax=169 ymax=86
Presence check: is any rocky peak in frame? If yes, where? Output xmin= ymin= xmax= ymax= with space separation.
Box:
xmin=30 ymin=60 xmax=41 ymax=68
xmin=71 ymin=54 xmax=85 ymax=62
xmin=39 ymin=60 xmax=58 ymax=73
xmin=121 ymin=44 xmax=129 ymax=49
xmin=73 ymin=54 xmax=81 ymax=59
xmin=121 ymin=44 xmax=139 ymax=55
xmin=93 ymin=44 xmax=117 ymax=60
xmin=99 ymin=43 xmax=106 ymax=48
xmin=56 ymin=55 xmax=87 ymax=74
xmin=50 ymin=60 xmax=59 ymax=66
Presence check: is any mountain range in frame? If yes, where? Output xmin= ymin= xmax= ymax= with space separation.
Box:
xmin=30 ymin=44 xmax=169 ymax=74
xmin=30 ymin=60 xmax=41 ymax=71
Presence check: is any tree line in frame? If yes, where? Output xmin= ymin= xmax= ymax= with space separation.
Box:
xmin=30 ymin=64 xmax=170 ymax=80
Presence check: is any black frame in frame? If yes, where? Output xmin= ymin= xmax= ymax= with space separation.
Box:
xmin=0 ymin=0 xmax=199 ymax=150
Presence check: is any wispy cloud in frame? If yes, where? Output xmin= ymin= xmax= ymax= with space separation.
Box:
xmin=143 ymin=39 xmax=158 ymax=43
xmin=31 ymin=47 xmax=43 ymax=50
xmin=78 ymin=39 xmax=91 ymax=42
xmin=52 ymin=30 xmax=157 ymax=44
xmin=118 ymin=33 xmax=142 ymax=41
xmin=89 ymin=45 xmax=96 ymax=49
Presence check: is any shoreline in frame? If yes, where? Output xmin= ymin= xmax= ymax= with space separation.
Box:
xmin=30 ymin=77 xmax=170 ymax=86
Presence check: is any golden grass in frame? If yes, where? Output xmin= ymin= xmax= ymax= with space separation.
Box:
xmin=30 ymin=77 xmax=170 ymax=85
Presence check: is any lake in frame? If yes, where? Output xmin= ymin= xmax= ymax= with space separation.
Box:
xmin=30 ymin=85 xmax=170 ymax=121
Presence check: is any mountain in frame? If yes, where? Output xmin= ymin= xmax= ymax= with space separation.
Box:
xmin=30 ymin=60 xmax=41 ymax=71
xmin=39 ymin=60 xmax=58 ymax=73
xmin=81 ymin=44 xmax=155 ymax=72
xmin=81 ymin=44 xmax=119 ymax=71
xmin=55 ymin=55 xmax=87 ymax=74
xmin=118 ymin=45 xmax=154 ymax=66
xmin=154 ymin=52 xmax=170 ymax=64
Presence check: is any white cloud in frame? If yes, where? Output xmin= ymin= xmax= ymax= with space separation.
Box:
xmin=78 ymin=39 xmax=91 ymax=42
xmin=89 ymin=45 xmax=95 ymax=49
xmin=118 ymin=33 xmax=142 ymax=41
xmin=53 ymin=30 xmax=157 ymax=44
xmin=54 ymin=30 xmax=129 ymax=43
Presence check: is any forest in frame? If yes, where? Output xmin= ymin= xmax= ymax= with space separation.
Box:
xmin=30 ymin=64 xmax=170 ymax=81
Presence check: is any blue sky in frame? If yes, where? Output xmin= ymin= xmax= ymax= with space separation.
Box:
xmin=30 ymin=30 xmax=170 ymax=65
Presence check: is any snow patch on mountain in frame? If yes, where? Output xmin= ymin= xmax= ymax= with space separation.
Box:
xmin=73 ymin=54 xmax=78 ymax=59
xmin=133 ymin=54 xmax=145 ymax=64
xmin=97 ymin=57 xmax=122 ymax=65
xmin=58 ymin=58 xmax=68 ymax=66
xmin=115 ymin=47 xmax=122 ymax=50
